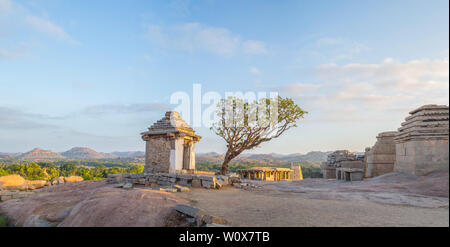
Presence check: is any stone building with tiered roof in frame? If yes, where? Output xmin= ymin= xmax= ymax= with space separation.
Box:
xmin=141 ymin=111 xmax=201 ymax=174
xmin=394 ymin=104 xmax=449 ymax=176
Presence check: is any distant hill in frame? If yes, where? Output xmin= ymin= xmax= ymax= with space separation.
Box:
xmin=111 ymin=151 xmax=145 ymax=158
xmin=61 ymin=147 xmax=110 ymax=159
xmin=18 ymin=148 xmax=66 ymax=160
xmin=196 ymin=151 xmax=332 ymax=168
xmin=210 ymin=151 xmax=331 ymax=163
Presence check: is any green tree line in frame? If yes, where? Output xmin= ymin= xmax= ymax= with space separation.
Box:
xmin=195 ymin=162 xmax=322 ymax=178
xmin=0 ymin=162 xmax=144 ymax=181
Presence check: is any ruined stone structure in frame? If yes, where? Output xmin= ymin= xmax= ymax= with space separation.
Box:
xmin=364 ymin=131 xmax=397 ymax=178
xmin=237 ymin=167 xmax=297 ymax=181
xmin=107 ymin=173 xmax=240 ymax=190
xmin=321 ymin=150 xmax=364 ymax=179
xmin=290 ymin=164 xmax=304 ymax=181
xmin=335 ymin=168 xmax=364 ymax=182
xmin=394 ymin=105 xmax=449 ymax=176
xmin=141 ymin=111 xmax=201 ymax=174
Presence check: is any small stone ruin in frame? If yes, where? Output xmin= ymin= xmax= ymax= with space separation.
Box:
xmin=394 ymin=104 xmax=449 ymax=176
xmin=141 ymin=111 xmax=201 ymax=174
xmin=320 ymin=150 xmax=365 ymax=181
xmin=107 ymin=111 xmax=241 ymax=191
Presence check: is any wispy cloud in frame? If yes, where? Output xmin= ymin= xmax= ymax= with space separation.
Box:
xmin=0 ymin=107 xmax=56 ymax=129
xmin=281 ymin=58 xmax=449 ymax=122
xmin=295 ymin=37 xmax=370 ymax=64
xmin=81 ymin=103 xmax=170 ymax=115
xmin=243 ymin=40 xmax=268 ymax=54
xmin=146 ymin=22 xmax=267 ymax=57
xmin=0 ymin=47 xmax=29 ymax=59
xmin=26 ymin=15 xmax=79 ymax=45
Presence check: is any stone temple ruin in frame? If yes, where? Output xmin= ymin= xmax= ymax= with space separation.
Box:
xmin=141 ymin=111 xmax=201 ymax=174
xmin=364 ymin=131 xmax=397 ymax=178
xmin=237 ymin=164 xmax=303 ymax=181
xmin=320 ymin=150 xmax=365 ymax=181
xmin=107 ymin=111 xmax=240 ymax=191
xmin=322 ymin=104 xmax=449 ymax=181
xmin=393 ymin=104 xmax=449 ymax=176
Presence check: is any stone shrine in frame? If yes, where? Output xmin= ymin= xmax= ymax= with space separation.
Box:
xmin=394 ymin=104 xmax=449 ymax=176
xmin=141 ymin=111 xmax=201 ymax=174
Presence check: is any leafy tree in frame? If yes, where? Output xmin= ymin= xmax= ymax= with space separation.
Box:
xmin=127 ymin=165 xmax=144 ymax=174
xmin=0 ymin=168 xmax=7 ymax=176
xmin=211 ymin=96 xmax=306 ymax=174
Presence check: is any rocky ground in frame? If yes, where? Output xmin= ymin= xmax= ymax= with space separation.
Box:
xmin=0 ymin=171 xmax=448 ymax=227
xmin=179 ymin=171 xmax=449 ymax=227
xmin=0 ymin=180 xmax=188 ymax=226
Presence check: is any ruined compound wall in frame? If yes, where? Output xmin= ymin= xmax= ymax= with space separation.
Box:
xmin=144 ymin=136 xmax=173 ymax=173
xmin=320 ymin=163 xmax=336 ymax=179
xmin=340 ymin=160 xmax=364 ymax=169
xmin=394 ymin=105 xmax=449 ymax=176
xmin=395 ymin=139 xmax=449 ymax=176
xmin=365 ymin=131 xmax=397 ymax=178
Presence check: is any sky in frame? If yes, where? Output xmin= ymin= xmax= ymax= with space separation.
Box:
xmin=0 ymin=0 xmax=449 ymax=154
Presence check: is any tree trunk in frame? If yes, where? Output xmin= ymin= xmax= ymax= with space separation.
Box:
xmin=220 ymin=159 xmax=230 ymax=175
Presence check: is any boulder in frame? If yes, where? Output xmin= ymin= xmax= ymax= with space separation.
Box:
xmin=106 ymin=173 xmax=123 ymax=184
xmin=122 ymin=183 xmax=133 ymax=189
xmin=27 ymin=180 xmax=47 ymax=190
xmin=51 ymin=177 xmax=65 ymax=185
xmin=64 ymin=176 xmax=84 ymax=183
xmin=175 ymin=204 xmax=206 ymax=218
xmin=0 ymin=175 xmax=28 ymax=191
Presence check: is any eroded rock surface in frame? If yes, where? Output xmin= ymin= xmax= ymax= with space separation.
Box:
xmin=0 ymin=180 xmax=187 ymax=227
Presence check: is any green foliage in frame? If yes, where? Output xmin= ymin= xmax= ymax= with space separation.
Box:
xmin=0 ymin=161 xmax=144 ymax=181
xmin=211 ymin=95 xmax=307 ymax=174
xmin=0 ymin=215 xmax=8 ymax=227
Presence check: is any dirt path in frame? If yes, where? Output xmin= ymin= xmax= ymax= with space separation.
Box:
xmin=180 ymin=175 xmax=449 ymax=227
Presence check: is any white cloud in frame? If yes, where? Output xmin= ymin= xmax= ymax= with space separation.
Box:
xmin=283 ymin=58 xmax=449 ymax=122
xmin=26 ymin=16 xmax=79 ymax=45
xmin=0 ymin=48 xmax=28 ymax=59
xmin=146 ymin=22 xmax=267 ymax=56
xmin=296 ymin=37 xmax=370 ymax=64
xmin=243 ymin=40 xmax=267 ymax=54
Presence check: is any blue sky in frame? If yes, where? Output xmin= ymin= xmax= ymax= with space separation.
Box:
xmin=0 ymin=0 xmax=448 ymax=154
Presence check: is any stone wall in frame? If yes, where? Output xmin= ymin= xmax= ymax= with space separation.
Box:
xmin=107 ymin=173 xmax=240 ymax=190
xmin=394 ymin=105 xmax=449 ymax=176
xmin=144 ymin=136 xmax=172 ymax=173
xmin=320 ymin=163 xmax=336 ymax=179
xmin=365 ymin=131 xmax=397 ymax=178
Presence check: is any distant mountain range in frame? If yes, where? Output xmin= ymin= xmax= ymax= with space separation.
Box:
xmin=0 ymin=147 xmax=145 ymax=161
xmin=1 ymin=147 xmax=331 ymax=166
xmin=196 ymin=151 xmax=332 ymax=167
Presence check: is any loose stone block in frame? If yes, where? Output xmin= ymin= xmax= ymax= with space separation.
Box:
xmin=175 ymin=204 xmax=206 ymax=218
xmin=191 ymin=179 xmax=202 ymax=188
